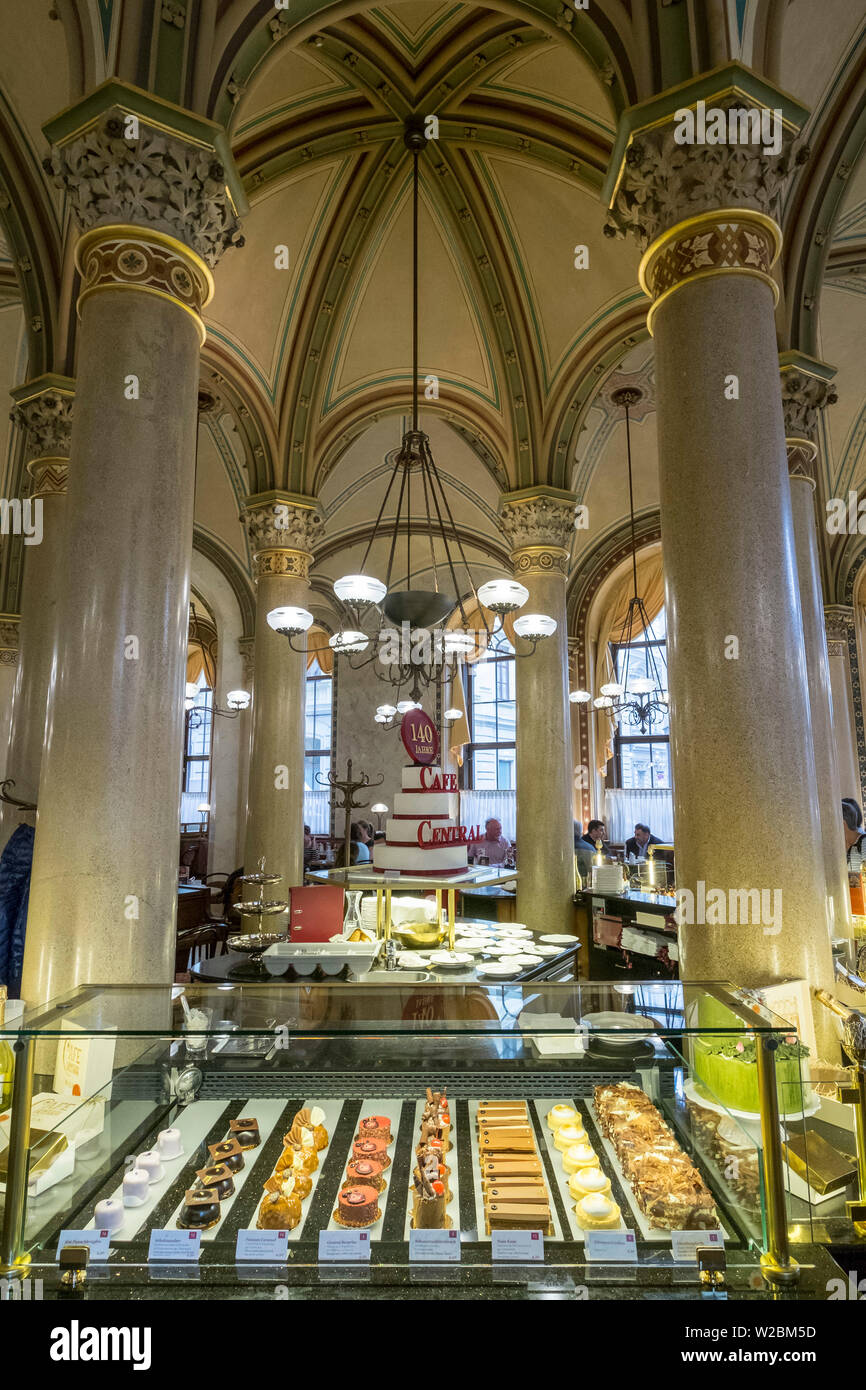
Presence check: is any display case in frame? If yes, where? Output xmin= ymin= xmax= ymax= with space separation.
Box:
xmin=0 ymin=979 xmax=855 ymax=1300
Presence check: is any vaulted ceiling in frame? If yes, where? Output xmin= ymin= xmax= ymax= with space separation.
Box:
xmin=1 ymin=0 xmax=866 ymax=629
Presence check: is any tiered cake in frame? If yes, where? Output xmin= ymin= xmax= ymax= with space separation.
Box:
xmin=373 ymin=764 xmax=471 ymax=876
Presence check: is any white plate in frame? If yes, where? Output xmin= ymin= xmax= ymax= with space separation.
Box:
xmin=495 ymin=944 xmax=531 ymax=957
xmin=483 ymin=943 xmax=520 ymax=956
xmin=508 ymin=953 xmax=545 ymax=967
xmin=539 ymin=934 xmax=577 ymax=946
xmin=427 ymin=951 xmax=474 ymax=969
xmin=453 ymin=938 xmax=488 ymax=953
xmin=534 ymin=944 xmax=567 ymax=958
xmin=397 ymin=951 xmax=430 ymax=969
xmin=496 ymin=926 xmax=532 ymax=937
xmin=477 ymin=962 xmax=521 ymax=979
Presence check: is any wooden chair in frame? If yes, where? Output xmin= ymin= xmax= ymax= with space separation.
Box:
xmin=175 ymin=924 xmax=221 ymax=981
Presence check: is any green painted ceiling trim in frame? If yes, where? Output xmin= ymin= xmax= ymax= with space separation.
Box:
xmin=477 ymin=73 xmax=616 ymax=139
xmin=233 ymin=79 xmax=357 ymax=139
xmin=205 ymin=325 xmax=271 ymax=401
xmin=475 ymin=152 xmax=642 ymax=395
xmin=208 ymin=157 xmax=351 ymax=406
xmin=323 ymin=370 xmax=500 ymax=414
xmin=602 ymin=62 xmax=809 ymax=210
xmin=97 ymin=1 xmax=114 ymax=56
xmin=369 ymin=4 xmax=466 ymax=57
xmin=321 ymin=165 xmax=501 ymax=415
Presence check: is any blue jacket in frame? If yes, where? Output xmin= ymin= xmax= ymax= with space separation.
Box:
xmin=0 ymin=824 xmax=34 ymax=996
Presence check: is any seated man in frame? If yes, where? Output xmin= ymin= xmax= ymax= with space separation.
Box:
xmin=468 ymin=816 xmax=510 ymax=865
xmin=576 ymin=819 xmax=607 ymax=853
xmin=624 ymin=822 xmax=663 ymax=861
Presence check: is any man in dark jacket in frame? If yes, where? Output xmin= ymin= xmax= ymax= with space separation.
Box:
xmin=625 ymin=822 xmax=663 ymax=861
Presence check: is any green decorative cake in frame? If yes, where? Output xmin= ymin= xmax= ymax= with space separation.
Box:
xmin=691 ymin=996 xmax=811 ymax=1117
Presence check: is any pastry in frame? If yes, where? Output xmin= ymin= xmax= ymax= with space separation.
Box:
xmin=136 ymin=1149 xmax=164 ymax=1183
xmin=229 ymin=1117 xmax=260 ymax=1150
xmin=560 ymin=1140 xmax=597 ymax=1168
xmin=345 ymin=1157 xmax=387 ymax=1193
xmin=122 ymin=1167 xmax=150 ymax=1207
xmin=93 ymin=1197 xmax=125 ymax=1232
xmin=257 ymin=1183 xmax=302 ymax=1231
xmin=479 ymin=1128 xmax=535 ymax=1153
xmin=357 ymin=1115 xmax=392 ymax=1145
xmin=486 ymin=1201 xmax=551 ymax=1232
xmin=208 ymin=1139 xmax=245 ymax=1173
xmin=554 ymin=1124 xmax=588 ymax=1153
xmin=484 ymin=1184 xmax=549 ymax=1204
xmin=411 ymin=1168 xmax=448 ymax=1228
xmin=481 ymin=1157 xmax=543 ymax=1181
xmin=573 ymin=1192 xmax=621 ymax=1231
xmin=264 ymin=1170 xmax=312 ymax=1200
xmin=353 ymin=1136 xmax=391 ymax=1168
xmin=547 ymin=1104 xmax=578 ymax=1131
xmin=286 ymin=1109 xmax=327 ymax=1154
xmin=156 ymin=1127 xmax=183 ymax=1160
xmin=194 ymin=1163 xmax=235 ymax=1201
xmin=336 ymin=1183 xmax=380 ymax=1227
xmin=277 ymin=1139 xmax=318 ymax=1175
xmin=568 ymin=1166 xmax=611 ymax=1200
xmin=177 ymin=1189 xmax=221 ymax=1230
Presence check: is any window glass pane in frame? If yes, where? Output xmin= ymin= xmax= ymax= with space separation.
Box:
xmin=465 ymin=618 xmax=516 ymax=791
xmin=305 ymin=671 xmax=333 ymax=756
xmin=611 ymin=608 xmax=670 ymax=789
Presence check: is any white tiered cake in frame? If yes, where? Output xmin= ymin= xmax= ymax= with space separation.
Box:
xmin=372 ymin=765 xmax=473 ymax=876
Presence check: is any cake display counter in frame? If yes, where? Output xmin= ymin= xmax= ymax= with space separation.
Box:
xmin=0 ymin=980 xmax=855 ymax=1300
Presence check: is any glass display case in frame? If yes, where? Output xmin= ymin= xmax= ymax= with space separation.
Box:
xmin=0 ymin=979 xmax=855 ymax=1300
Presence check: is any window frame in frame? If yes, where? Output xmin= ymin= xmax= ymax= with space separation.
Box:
xmin=181 ymin=682 xmax=213 ymax=832
xmin=609 ymin=612 xmax=670 ymax=790
xmin=304 ymin=657 xmax=334 ymax=798
xmin=459 ymin=622 xmax=516 ymax=792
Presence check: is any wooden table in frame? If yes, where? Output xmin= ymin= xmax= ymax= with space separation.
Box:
xmin=177 ymin=883 xmax=209 ymax=932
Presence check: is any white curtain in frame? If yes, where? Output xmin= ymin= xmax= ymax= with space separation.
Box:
xmin=459 ymin=789 xmax=516 ymax=841
xmin=304 ymin=789 xmax=331 ymax=835
xmin=603 ymin=788 xmax=673 ymax=844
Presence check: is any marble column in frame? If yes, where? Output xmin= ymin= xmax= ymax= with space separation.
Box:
xmin=241 ymin=493 xmax=323 ymax=894
xmin=0 ymin=616 xmax=19 ymax=768
xmin=780 ymin=355 xmax=851 ymax=939
xmin=606 ymin=70 xmax=836 ymax=1016
xmin=22 ymin=87 xmax=244 ymax=1004
xmin=499 ymin=487 xmax=576 ymax=932
xmin=825 ymin=606 xmax=862 ymax=802
xmin=1 ymin=377 xmax=74 ymax=844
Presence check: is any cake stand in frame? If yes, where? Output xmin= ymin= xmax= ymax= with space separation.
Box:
xmin=229 ymin=857 xmax=289 ymax=972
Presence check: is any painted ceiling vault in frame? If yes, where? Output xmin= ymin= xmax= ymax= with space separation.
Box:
xmin=0 ymin=0 xmax=865 ymax=636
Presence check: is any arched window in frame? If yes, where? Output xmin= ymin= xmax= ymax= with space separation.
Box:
xmin=305 ymin=655 xmax=333 ymax=833
xmin=611 ymin=608 xmax=670 ymax=788
xmin=462 ymin=620 xmax=516 ymax=790
xmin=181 ymin=669 xmax=213 ymax=830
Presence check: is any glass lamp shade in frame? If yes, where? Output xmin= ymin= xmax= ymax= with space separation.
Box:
xmin=196 ymin=803 xmax=210 ymax=815
xmin=628 ymin=676 xmax=655 ymax=695
xmin=226 ymin=689 xmax=251 ymax=710
xmin=376 ymin=704 xmax=398 ymax=718
xmin=512 ymin=613 xmax=557 ymax=640
xmin=569 ymin=689 xmax=592 ymax=704
xmin=374 ymin=713 xmax=392 ymax=724
xmin=371 ymin=803 xmax=388 ymax=814
xmin=442 ymin=631 xmax=476 ymax=656
xmin=600 ymin=682 xmax=624 ymax=697
xmin=333 ymin=573 xmax=387 ymax=606
xmin=443 ymin=707 xmax=462 ymax=720
xmin=185 ymin=682 xmax=198 ymax=701
xmin=329 ymin=630 xmax=369 ymax=654
xmin=593 ymin=695 xmax=614 ymax=709
xmin=476 ymin=578 xmax=529 ymax=614
xmin=267 ymin=605 xmax=314 ymax=634
xmin=396 ymin=699 xmax=420 ymax=714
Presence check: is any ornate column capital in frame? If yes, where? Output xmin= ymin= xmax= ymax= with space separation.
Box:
xmin=779 ymin=351 xmax=837 ymax=483
xmin=498 ymin=486 xmax=576 ymax=576
xmin=825 ymin=604 xmax=855 ymax=649
xmin=0 ymin=612 xmax=20 ymax=666
xmin=43 ymin=81 xmax=248 ymax=340
xmin=242 ymin=490 xmax=324 ymax=581
xmin=602 ymin=64 xmax=808 ymax=331
xmin=10 ymin=374 xmax=75 ymax=496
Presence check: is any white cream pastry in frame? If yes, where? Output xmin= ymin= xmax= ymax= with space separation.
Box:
xmin=568 ymin=1166 xmax=611 ymax=1200
xmin=546 ymin=1104 xmax=578 ymax=1131
xmin=574 ymin=1192 xmax=621 ymax=1231
xmin=554 ymin=1123 xmax=588 ymax=1152
xmin=561 ymin=1141 xmax=597 ymax=1171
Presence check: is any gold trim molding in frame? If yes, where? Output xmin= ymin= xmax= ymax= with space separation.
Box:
xmin=252 ymin=549 xmax=313 ymax=581
xmin=26 ymin=458 xmax=69 ymax=498
xmin=75 ymin=224 xmax=214 ymax=345
xmin=511 ymin=545 xmax=569 ymax=577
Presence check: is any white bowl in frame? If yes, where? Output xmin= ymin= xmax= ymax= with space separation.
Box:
xmin=582 ymin=1011 xmax=657 ymax=1047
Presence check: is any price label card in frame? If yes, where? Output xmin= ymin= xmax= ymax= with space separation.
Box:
xmin=409 ymin=1229 xmax=461 ymax=1262
xmin=585 ymin=1230 xmax=638 ymax=1262
xmin=148 ymin=1228 xmax=202 ymax=1262
xmin=318 ymin=1230 xmax=371 ymax=1262
xmin=491 ymin=1230 xmax=544 ymax=1262
xmin=236 ymin=1229 xmax=289 ymax=1262
xmin=56 ymin=1229 xmax=111 ymax=1261
xmin=671 ymin=1229 xmax=725 ymax=1262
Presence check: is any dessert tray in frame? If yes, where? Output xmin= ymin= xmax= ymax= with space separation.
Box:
xmin=261 ymin=939 xmax=382 ymax=976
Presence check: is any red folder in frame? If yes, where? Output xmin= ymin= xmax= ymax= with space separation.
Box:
xmin=288 ymin=885 xmax=345 ymax=941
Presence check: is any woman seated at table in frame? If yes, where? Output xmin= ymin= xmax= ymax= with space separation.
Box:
xmin=349 ymin=821 xmax=372 ymax=864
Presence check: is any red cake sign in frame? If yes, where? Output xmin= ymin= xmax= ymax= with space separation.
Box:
xmin=400 ymin=707 xmax=440 ymax=765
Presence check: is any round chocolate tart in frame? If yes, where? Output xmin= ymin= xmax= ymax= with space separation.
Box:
xmin=208 ymin=1140 xmax=245 ymax=1173
xmin=194 ymin=1163 xmax=235 ymax=1201
xmin=344 ymin=1157 xmax=387 ymax=1193
xmin=334 ymin=1183 xmax=380 ymax=1228
xmin=229 ymin=1117 xmax=260 ymax=1150
xmin=177 ymin=1191 xmax=221 ymax=1231
xmin=352 ymin=1137 xmax=391 ymax=1169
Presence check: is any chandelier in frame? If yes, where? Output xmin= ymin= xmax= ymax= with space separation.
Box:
xmin=267 ymin=118 xmax=557 ymax=703
xmin=569 ymin=386 xmax=668 ymax=734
